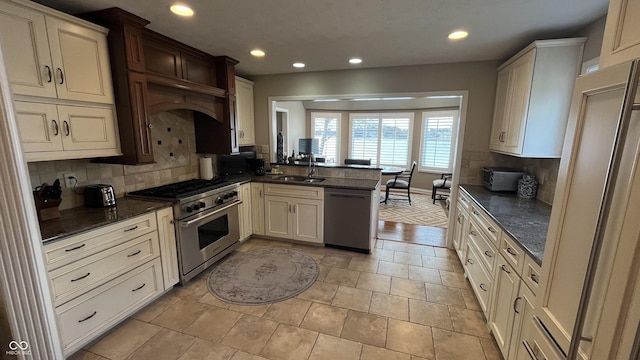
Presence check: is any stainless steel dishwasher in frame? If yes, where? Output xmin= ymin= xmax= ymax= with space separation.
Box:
xmin=324 ymin=187 xmax=373 ymax=253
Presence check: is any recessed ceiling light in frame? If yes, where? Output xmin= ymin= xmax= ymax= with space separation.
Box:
xmin=293 ymin=62 xmax=305 ymax=68
xmin=170 ymin=4 xmax=194 ymax=16
xmin=349 ymin=58 xmax=363 ymax=64
xmin=313 ymin=99 xmax=341 ymax=102
xmin=250 ymin=49 xmax=265 ymax=57
xmin=448 ymin=30 xmax=468 ymax=40
xmin=352 ymin=98 xmax=382 ymax=101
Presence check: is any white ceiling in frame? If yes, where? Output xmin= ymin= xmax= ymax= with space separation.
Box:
xmin=36 ymin=0 xmax=608 ymax=76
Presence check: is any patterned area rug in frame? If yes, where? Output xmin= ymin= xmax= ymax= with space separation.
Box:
xmin=207 ymin=248 xmax=318 ymax=305
xmin=380 ymin=192 xmax=449 ymax=228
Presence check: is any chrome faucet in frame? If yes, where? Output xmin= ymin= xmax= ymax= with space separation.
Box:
xmin=308 ymin=153 xmax=316 ymax=178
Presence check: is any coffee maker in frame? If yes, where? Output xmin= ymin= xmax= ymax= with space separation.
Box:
xmin=253 ymin=159 xmax=265 ymax=176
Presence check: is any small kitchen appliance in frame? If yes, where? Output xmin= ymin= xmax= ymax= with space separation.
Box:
xmin=84 ymin=184 xmax=116 ymax=207
xmin=481 ymin=167 xmax=526 ymax=192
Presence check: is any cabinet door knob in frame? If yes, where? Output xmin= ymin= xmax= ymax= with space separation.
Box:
xmin=147 ymin=123 xmax=154 ymax=129
xmin=44 ymin=65 xmax=52 ymax=83
xmin=52 ymin=120 xmax=59 ymax=136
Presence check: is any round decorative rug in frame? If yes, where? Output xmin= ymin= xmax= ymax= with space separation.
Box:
xmin=207 ymin=247 xmax=318 ymax=305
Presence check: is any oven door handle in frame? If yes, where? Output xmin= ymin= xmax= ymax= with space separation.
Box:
xmin=179 ymin=201 xmax=240 ymax=227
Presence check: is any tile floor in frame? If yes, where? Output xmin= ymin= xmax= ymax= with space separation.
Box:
xmin=69 ymin=238 xmax=502 ymax=360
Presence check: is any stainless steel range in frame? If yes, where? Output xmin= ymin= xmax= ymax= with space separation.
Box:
xmin=128 ymin=178 xmax=242 ymax=284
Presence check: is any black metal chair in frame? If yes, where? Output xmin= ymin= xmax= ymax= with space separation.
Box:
xmin=344 ymin=159 xmax=371 ymax=165
xmin=384 ymin=161 xmax=417 ymax=204
xmin=432 ymin=173 xmax=452 ymax=204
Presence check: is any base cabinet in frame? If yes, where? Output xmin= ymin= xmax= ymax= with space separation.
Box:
xmin=264 ymin=184 xmax=324 ymax=244
xmin=238 ymin=183 xmax=252 ymax=241
xmin=251 ymin=183 xmax=265 ymax=235
xmin=156 ymin=207 xmax=179 ymax=289
xmin=452 ymin=202 xmax=469 ymax=263
xmin=488 ymin=256 xmax=520 ymax=358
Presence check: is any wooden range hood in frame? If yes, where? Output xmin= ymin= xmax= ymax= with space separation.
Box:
xmin=83 ymin=8 xmax=240 ymax=165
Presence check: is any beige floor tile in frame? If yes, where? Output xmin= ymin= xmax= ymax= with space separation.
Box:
xmin=263 ymin=298 xmax=312 ymax=326
xmin=375 ymin=240 xmax=385 ymax=248
xmin=308 ymin=252 xmax=326 ymax=263
xmin=236 ymin=241 xmax=255 ymax=252
xmin=268 ymin=240 xmax=294 ymax=248
xmin=369 ymin=292 xmax=409 ymax=321
xmin=300 ymin=302 xmax=349 ymax=336
xmin=356 ymin=272 xmax=391 ymax=293
xmin=184 ymin=307 xmax=243 ymax=343
xmin=386 ymin=319 xmax=434 ymax=359
xmin=229 ymin=351 xmax=269 ymax=360
xmin=340 ymin=310 xmax=387 ymax=347
xmin=432 ymin=328 xmax=485 ymax=360
xmin=393 ymin=251 xmax=423 ymax=266
xmin=449 ymin=306 xmax=491 ymax=338
xmin=260 ymin=324 xmax=319 ymax=360
xmin=171 ymin=278 xmax=210 ymax=301
xmin=348 ymin=257 xmax=379 ymax=273
xmin=68 ymin=351 xmax=107 ymax=360
xmin=198 ymin=292 xmax=232 ymax=309
xmin=390 ymin=277 xmax=427 ymax=300
xmin=177 ymin=339 xmax=236 ymax=360
xmin=421 ymin=255 xmax=456 ymax=271
xmin=370 ymin=248 xmax=395 ymax=262
xmin=383 ymin=242 xmax=435 ymax=256
xmin=317 ymin=264 xmax=331 ymax=282
xmin=127 ymin=328 xmax=196 ymax=360
xmin=360 ymin=345 xmax=410 ymax=360
xmin=321 ymin=254 xmax=352 ymax=268
xmin=323 ymin=267 xmax=360 ymax=287
xmin=411 ymin=356 xmax=430 ymax=360
xmin=382 ymin=241 xmax=411 ymax=252
xmin=439 ymin=270 xmax=469 ymax=289
xmin=88 ymin=318 xmax=161 ymax=360
xmin=309 ymin=334 xmax=362 ymax=360
xmin=221 ymin=315 xmax=279 ymax=355
xmin=332 ymin=286 xmax=372 ymax=312
xmin=480 ymin=337 xmax=502 ymax=360
xmin=297 ymin=282 xmax=338 ymax=304
xmin=378 ymin=261 xmax=409 ymax=278
xmin=408 ymin=266 xmax=442 ymax=285
xmin=151 ymin=299 xmax=210 ymax=331
xmin=433 ymin=247 xmax=457 ymax=259
xmin=228 ymin=303 xmax=272 ymax=317
xmin=425 ymin=284 xmax=466 ymax=307
xmin=408 ymin=299 xmax=453 ymax=330
xmin=461 ymin=289 xmax=481 ymax=311
xmin=133 ymin=295 xmax=180 ymax=322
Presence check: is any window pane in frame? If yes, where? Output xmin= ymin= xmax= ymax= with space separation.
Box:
xmin=380 ymin=117 xmax=411 ymax=166
xmin=350 ymin=116 xmax=379 ymax=165
xmin=311 ymin=113 xmax=340 ymax=164
xmin=421 ymin=110 xmax=457 ymax=172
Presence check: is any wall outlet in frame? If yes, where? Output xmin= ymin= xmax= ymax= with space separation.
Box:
xmin=63 ymin=172 xmax=76 ymax=188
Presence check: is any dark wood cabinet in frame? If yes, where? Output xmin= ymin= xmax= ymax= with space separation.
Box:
xmin=82 ymin=7 xmax=239 ymax=163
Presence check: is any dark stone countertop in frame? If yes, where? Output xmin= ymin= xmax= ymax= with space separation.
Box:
xmin=460 ymin=185 xmax=552 ymax=265
xmin=251 ymin=175 xmax=380 ymax=191
xmin=39 ymin=198 xmax=172 ymax=244
xmin=271 ymin=162 xmax=383 ymax=170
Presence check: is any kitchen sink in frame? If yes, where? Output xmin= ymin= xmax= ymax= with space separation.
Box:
xmin=274 ymin=175 xmax=325 ymax=183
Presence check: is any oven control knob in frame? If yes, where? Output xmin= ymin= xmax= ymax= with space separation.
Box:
xmin=185 ymin=205 xmax=193 ymax=213
xmin=198 ymin=201 xmax=205 ymax=209
xmin=223 ymin=193 xmax=229 ymax=199
xmin=216 ymin=196 xmax=224 ymax=205
xmin=232 ymin=191 xmax=238 ymax=197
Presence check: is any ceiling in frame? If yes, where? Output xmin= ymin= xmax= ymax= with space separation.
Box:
xmin=36 ymin=0 xmax=608 ymax=76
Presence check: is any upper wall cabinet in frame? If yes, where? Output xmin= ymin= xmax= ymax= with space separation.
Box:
xmin=0 ymin=1 xmax=114 ymax=104
xmin=600 ymin=0 xmax=640 ymax=69
xmin=489 ymin=38 xmax=586 ymax=158
xmin=235 ymin=76 xmax=255 ymax=146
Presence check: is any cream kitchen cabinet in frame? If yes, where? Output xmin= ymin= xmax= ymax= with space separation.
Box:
xmin=235 ymin=76 xmax=255 ymax=146
xmin=264 ymin=184 xmax=324 ymax=244
xmin=251 ymin=182 xmax=265 ymax=235
xmin=488 ymin=255 xmax=521 ymax=358
xmin=489 ymin=38 xmax=585 ymax=158
xmin=600 ymin=0 xmax=640 ymax=69
xmin=238 ymin=183 xmax=252 ymax=241
xmin=452 ymin=201 xmax=469 ymax=263
xmin=0 ymin=0 xmax=114 ymax=104
xmin=14 ymin=101 xmax=119 ymax=161
xmin=156 ymin=207 xmax=179 ymax=289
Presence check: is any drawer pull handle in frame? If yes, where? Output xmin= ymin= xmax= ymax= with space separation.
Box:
xmin=506 ymin=247 xmax=517 ymax=256
xmin=78 ymin=311 xmax=97 ymax=323
xmin=70 ymin=272 xmax=91 ymax=282
xmin=127 ymin=250 xmax=142 ymax=257
xmin=57 ymin=68 xmax=64 ymax=84
xmin=124 ymin=225 xmax=139 ymax=232
xmin=488 ymin=226 xmax=496 ymax=233
xmin=44 ymin=65 xmax=52 ymax=83
xmin=65 ymin=243 xmax=86 ymax=252
xmin=457 ymin=215 xmax=463 ymax=224
xmin=530 ymin=273 xmax=539 ymax=284
xmin=470 ymin=230 xmax=478 ymax=236
xmin=501 ymin=265 xmax=511 ymax=274
xmin=484 ymin=250 xmax=493 ymax=258
xmin=479 ymin=283 xmax=488 ymax=291
xmin=461 ymin=197 xmax=467 ymax=202
xmin=132 ymin=283 xmax=146 ymax=292
xmin=513 ymin=296 xmax=522 ymax=314
xmin=52 ymin=119 xmax=59 ymax=135
xmin=473 ymin=210 xmax=479 ymax=215
xmin=466 ymin=258 xmax=474 ymax=265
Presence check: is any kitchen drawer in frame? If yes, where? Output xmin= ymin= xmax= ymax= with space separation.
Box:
xmin=522 ymin=255 xmax=542 ymax=296
xmin=458 ymin=187 xmax=472 ymax=211
xmin=499 ymin=232 xmax=525 ymax=275
xmin=520 ymin=318 xmax=565 ymax=360
xmin=44 ymin=212 xmax=157 ymax=270
xmin=49 ymin=231 xmax=160 ymax=306
xmin=465 ymin=241 xmax=493 ymax=316
xmin=467 ymin=219 xmax=497 ymax=275
xmin=57 ymin=258 xmax=163 ymax=354
xmin=264 ymin=183 xmax=324 ymax=200
xmin=469 ymin=204 xmax=501 ymax=246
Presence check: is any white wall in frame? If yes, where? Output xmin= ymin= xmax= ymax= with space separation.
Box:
xmin=275 ymin=101 xmax=307 ymax=156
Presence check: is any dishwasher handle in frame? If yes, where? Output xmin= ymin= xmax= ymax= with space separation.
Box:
xmin=328 ymin=193 xmax=367 ymax=199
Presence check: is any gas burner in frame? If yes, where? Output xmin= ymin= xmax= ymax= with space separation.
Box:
xmin=128 ymin=177 xmax=230 ymax=199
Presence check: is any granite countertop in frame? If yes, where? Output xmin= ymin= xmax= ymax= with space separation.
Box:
xmin=252 ymin=174 xmax=380 ymax=191
xmin=271 ymin=162 xmax=383 ymax=170
xmin=39 ymin=198 xmax=172 ymax=244
xmin=460 ymin=185 xmax=552 ymax=265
